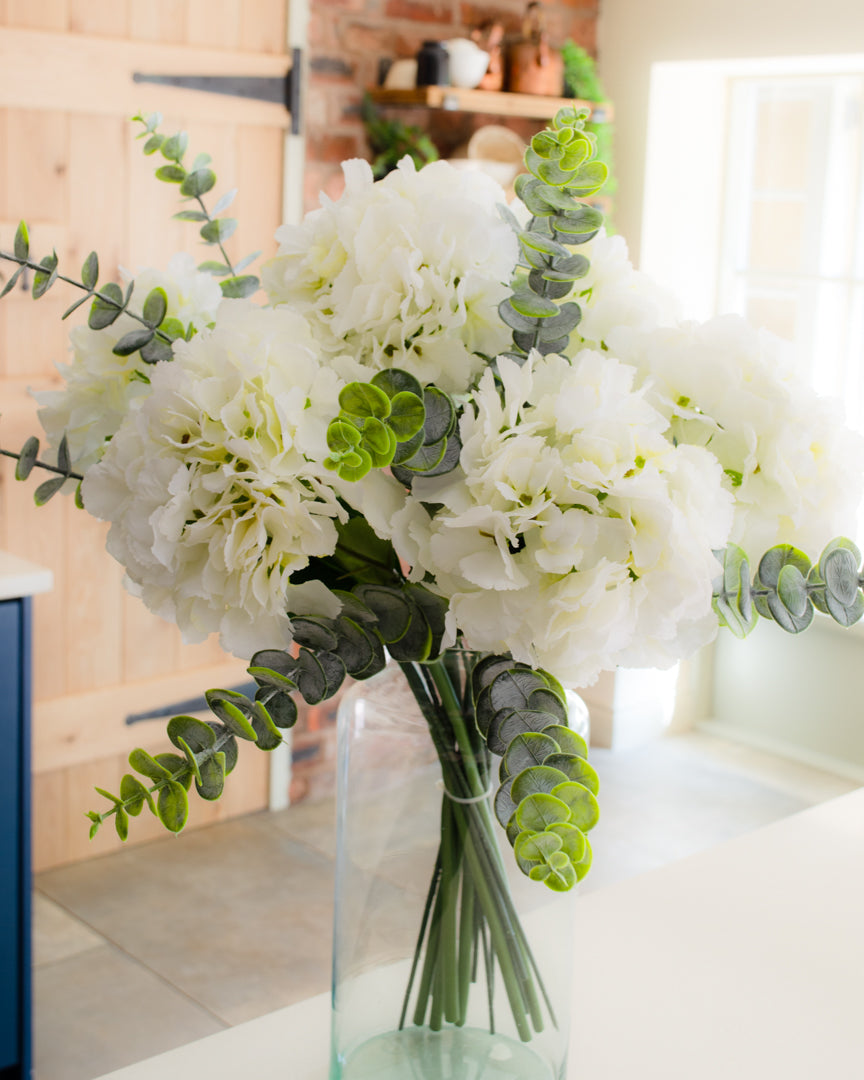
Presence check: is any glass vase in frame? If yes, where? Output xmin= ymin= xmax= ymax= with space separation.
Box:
xmin=329 ymin=656 xmax=587 ymax=1080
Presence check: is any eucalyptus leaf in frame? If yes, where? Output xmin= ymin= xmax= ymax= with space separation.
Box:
xmin=15 ymin=436 xmax=39 ymax=481
xmin=157 ymin=780 xmax=189 ymax=833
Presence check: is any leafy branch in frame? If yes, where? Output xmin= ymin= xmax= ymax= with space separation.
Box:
xmin=499 ymin=105 xmax=607 ymax=361
xmin=133 ymin=112 xmax=261 ymax=299
xmin=0 ymin=221 xmax=187 ymax=365
xmin=0 ymin=434 xmax=83 ymax=506
xmin=324 ymin=367 xmax=461 ymax=486
xmin=713 ymin=537 xmax=864 ymax=638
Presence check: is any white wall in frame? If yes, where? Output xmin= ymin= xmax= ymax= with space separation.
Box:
xmin=598 ymin=0 xmax=864 ymax=265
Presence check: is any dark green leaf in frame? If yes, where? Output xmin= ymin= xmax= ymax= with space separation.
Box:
xmin=155 ymin=165 xmax=187 ymax=183
xmin=157 ymin=780 xmax=189 ymax=833
xmin=143 ymin=133 xmax=165 ymax=155
xmin=14 ymin=220 xmax=29 ymax=261
xmin=32 ymin=252 xmax=59 ymax=299
xmin=129 ymin=747 xmax=172 ymax=782
xmin=112 ymin=328 xmax=155 ymax=357
xmin=82 ymin=250 xmax=99 ymax=290
xmin=258 ymin=690 xmax=298 ymax=729
xmin=167 ymin=714 xmax=217 ymax=755
xmin=205 ymin=689 xmax=258 ymax=740
xmin=200 ymin=218 xmax=237 ymax=244
xmin=0 ymin=265 xmax=24 ymax=299
xmin=88 ymin=282 xmax=124 ymax=330
xmin=160 ymin=132 xmax=189 ymax=163
xmin=142 ymin=287 xmax=168 ymax=328
xmin=371 ymin=368 xmax=423 ymax=400
xmin=198 ymin=260 xmax=232 ymax=276
xmin=15 ymin=436 xmax=39 ymax=481
xmin=511 ymin=765 xmax=571 ymax=803
xmin=120 ymin=773 xmax=155 ymax=816
xmin=510 ymin=289 xmax=560 ymax=319
xmin=542 ymin=753 xmax=599 ymax=794
xmin=180 ymin=168 xmax=217 ymax=198
xmin=196 ymin=752 xmax=226 ymax=800
xmin=114 ymin=807 xmax=129 ymax=841
xmin=139 ymin=337 xmax=174 ymax=364
xmin=387 ymin=391 xmax=425 ymax=441
xmin=249 ymin=700 xmax=284 ymax=751
xmin=33 ymin=475 xmax=66 ymax=505
xmin=220 ymin=274 xmax=259 ymax=298
xmin=551 ymin=781 xmax=600 ymax=831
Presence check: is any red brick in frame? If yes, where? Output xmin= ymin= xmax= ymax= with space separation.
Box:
xmin=384 ymin=0 xmax=455 ymax=24
xmin=339 ymin=21 xmax=399 ymax=56
xmin=308 ymin=131 xmax=363 ymax=164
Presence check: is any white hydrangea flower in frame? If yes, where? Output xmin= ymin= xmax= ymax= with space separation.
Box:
xmin=568 ymin=229 xmax=679 ymax=350
xmin=34 ymin=253 xmax=222 ymax=474
xmin=609 ymin=315 xmax=864 ymax=556
xmin=263 ymin=157 xmax=519 ymax=394
xmin=81 ymin=300 xmax=348 ymax=659
xmin=391 ymin=351 xmax=733 ymax=687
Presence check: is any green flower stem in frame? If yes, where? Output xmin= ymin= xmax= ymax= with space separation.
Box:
xmin=0 ymin=447 xmax=84 ymax=482
xmin=398 ymin=657 xmax=549 ymax=1043
xmin=0 ymin=250 xmax=174 ymax=344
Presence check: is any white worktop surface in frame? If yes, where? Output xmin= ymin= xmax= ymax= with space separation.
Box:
xmin=95 ymin=787 xmax=864 ymax=1080
xmin=0 ymin=549 xmax=53 ymax=600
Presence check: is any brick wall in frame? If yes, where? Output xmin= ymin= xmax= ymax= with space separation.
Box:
xmin=289 ymin=0 xmax=600 ymax=805
xmin=304 ymin=0 xmax=600 ymax=209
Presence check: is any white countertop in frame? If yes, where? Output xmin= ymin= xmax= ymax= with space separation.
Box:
xmin=95 ymin=787 xmax=864 ymax=1080
xmin=0 ymin=550 xmax=53 ymax=600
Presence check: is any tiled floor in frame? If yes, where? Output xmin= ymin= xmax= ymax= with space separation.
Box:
xmin=33 ymin=730 xmax=859 ymax=1080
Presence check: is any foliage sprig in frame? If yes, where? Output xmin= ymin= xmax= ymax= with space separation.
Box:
xmin=0 ymin=221 xmax=185 ymax=365
xmin=472 ymin=658 xmax=597 ymax=891
xmin=0 ymin=434 xmax=83 ymax=506
xmin=324 ymin=367 xmax=460 ymax=485
xmin=133 ymin=112 xmax=260 ymax=299
xmin=499 ymin=106 xmax=607 ymax=361
xmin=713 ymin=537 xmax=864 ymax=638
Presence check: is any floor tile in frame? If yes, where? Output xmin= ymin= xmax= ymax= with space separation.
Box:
xmin=33 ymin=892 xmax=104 ymax=967
xmin=34 ymin=944 xmax=223 ymax=1080
xmin=37 ymin=816 xmax=338 ymax=1026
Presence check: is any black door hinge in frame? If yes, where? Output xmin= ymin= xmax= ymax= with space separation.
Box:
xmin=133 ymin=47 xmax=302 ymax=135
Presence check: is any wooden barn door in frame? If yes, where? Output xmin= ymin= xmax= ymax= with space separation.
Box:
xmin=0 ymin=1 xmax=297 ymax=870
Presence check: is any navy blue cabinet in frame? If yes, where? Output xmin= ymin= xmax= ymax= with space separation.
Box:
xmin=0 ymin=596 xmax=33 ymax=1080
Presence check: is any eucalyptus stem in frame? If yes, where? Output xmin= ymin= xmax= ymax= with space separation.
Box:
xmin=399 ymin=656 xmax=551 ymax=1043
xmin=0 ymin=447 xmax=83 ymax=482
xmin=195 ymin=194 xmax=235 ymax=275
xmin=0 ymin=250 xmax=174 ymax=344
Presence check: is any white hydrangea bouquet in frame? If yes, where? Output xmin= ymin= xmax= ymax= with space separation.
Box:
xmin=3 ymin=107 xmax=863 ymax=1069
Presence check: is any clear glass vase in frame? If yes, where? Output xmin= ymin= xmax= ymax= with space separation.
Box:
xmin=329 ymin=657 xmax=586 ymax=1080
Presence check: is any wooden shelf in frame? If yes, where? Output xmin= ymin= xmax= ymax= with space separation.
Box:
xmin=368 ymin=86 xmax=612 ymax=123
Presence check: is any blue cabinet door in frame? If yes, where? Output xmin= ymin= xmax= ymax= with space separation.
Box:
xmin=0 ymin=597 xmax=32 ymax=1079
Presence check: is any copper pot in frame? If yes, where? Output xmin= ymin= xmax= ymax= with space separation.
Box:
xmin=506 ymin=2 xmax=563 ymax=96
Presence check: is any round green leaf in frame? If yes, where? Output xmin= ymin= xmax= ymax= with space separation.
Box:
xmin=551 ymin=781 xmax=600 ymax=831
xmin=339 ymin=381 xmax=391 ymax=420
xmin=157 ymin=780 xmax=189 ymax=833
xmin=515 ymin=792 xmax=571 ymax=832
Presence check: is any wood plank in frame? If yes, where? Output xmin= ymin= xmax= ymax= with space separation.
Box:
xmin=367 ymin=87 xmax=614 ymax=123
xmin=122 ymin=591 xmax=181 ymax=685
xmin=0 ymin=27 xmax=292 ymax=127
xmin=3 ymin=109 xmax=69 ymax=225
xmin=128 ymin=0 xmax=186 ymax=45
xmin=186 ymin=0 xmax=242 ymax=50
xmin=67 ymin=0 xmax=129 ymax=38
xmin=3 ymin=0 xmax=68 ymax=31
xmin=33 ymin=657 xmax=251 ymax=773
xmin=240 ymin=0 xmax=287 ymax=54
xmin=234 ymin=124 xmax=284 ymax=276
